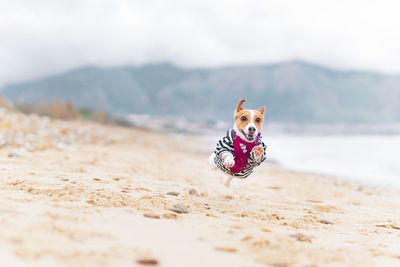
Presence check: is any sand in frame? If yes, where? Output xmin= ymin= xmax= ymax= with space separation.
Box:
xmin=0 ymin=111 xmax=400 ymax=266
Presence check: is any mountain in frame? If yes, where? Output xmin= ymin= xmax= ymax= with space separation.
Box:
xmin=2 ymin=61 xmax=400 ymax=123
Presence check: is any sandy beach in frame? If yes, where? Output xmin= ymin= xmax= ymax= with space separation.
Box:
xmin=0 ymin=110 xmax=400 ymax=267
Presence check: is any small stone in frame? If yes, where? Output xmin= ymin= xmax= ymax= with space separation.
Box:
xmin=241 ymin=235 xmax=252 ymax=241
xmin=267 ymin=186 xmax=281 ymax=190
xmin=8 ymin=152 xmax=20 ymax=158
xmin=215 ymin=247 xmax=237 ymax=253
xmin=121 ymin=190 xmax=131 ymax=193
xmin=170 ymin=204 xmax=188 ymax=214
xmin=86 ymin=199 xmax=95 ymax=205
xmin=166 ymin=191 xmax=180 ymax=196
xmin=189 ymin=188 xmax=198 ymax=195
xmin=162 ymin=213 xmax=177 ymax=220
xmin=376 ymin=224 xmax=400 ymax=230
xmin=137 ymin=258 xmax=158 ymax=265
xmin=143 ymin=212 xmax=160 ymax=219
xmin=319 ymin=219 xmax=334 ymax=225
xmin=290 ymin=233 xmax=312 ymax=243
xmin=93 ymin=178 xmax=101 ymax=181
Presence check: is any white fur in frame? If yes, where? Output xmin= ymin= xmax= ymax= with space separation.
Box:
xmin=208 ymin=153 xmax=235 ymax=187
xmin=208 ymin=153 xmax=217 ymax=169
xmin=221 ymin=152 xmax=235 ymax=167
xmin=209 ymin=152 xmax=234 ymax=169
xmin=210 ymin=107 xmax=264 ymax=187
xmin=234 ymin=109 xmax=261 ymax=142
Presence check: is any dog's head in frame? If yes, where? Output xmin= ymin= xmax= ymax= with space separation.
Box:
xmin=233 ymin=99 xmax=265 ymax=142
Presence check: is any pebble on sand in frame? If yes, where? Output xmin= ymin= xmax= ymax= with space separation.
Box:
xmin=166 ymin=191 xmax=180 ymax=196
xmin=319 ymin=219 xmax=334 ymax=225
xmin=215 ymin=247 xmax=237 ymax=253
xmin=188 ymin=188 xmax=198 ymax=195
xmin=136 ymin=258 xmax=159 ymax=265
xmin=8 ymin=152 xmax=21 ymax=158
xmin=162 ymin=213 xmax=178 ymax=220
xmin=290 ymin=233 xmax=313 ymax=243
xmin=376 ymin=224 xmax=400 ymax=230
xmin=170 ymin=204 xmax=188 ymax=214
xmin=143 ymin=212 xmax=161 ymax=219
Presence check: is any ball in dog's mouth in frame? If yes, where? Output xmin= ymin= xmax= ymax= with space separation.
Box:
xmin=241 ymin=130 xmax=255 ymax=142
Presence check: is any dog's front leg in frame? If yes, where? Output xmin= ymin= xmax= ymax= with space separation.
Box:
xmin=251 ymin=146 xmax=264 ymax=164
xmin=220 ymin=152 xmax=235 ymax=168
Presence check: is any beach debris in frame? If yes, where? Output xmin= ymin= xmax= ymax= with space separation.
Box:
xmin=269 ymin=213 xmax=284 ymax=220
xmin=166 ymin=191 xmax=180 ymax=196
xmin=8 ymin=152 xmax=21 ymax=158
xmin=267 ymin=186 xmax=281 ymax=190
xmin=86 ymin=199 xmax=96 ymax=205
xmin=290 ymin=233 xmax=313 ymax=243
xmin=376 ymin=224 xmax=400 ymax=230
xmin=215 ymin=247 xmax=237 ymax=253
xmin=162 ymin=213 xmax=177 ymax=220
xmin=261 ymin=228 xmax=271 ymax=232
xmin=241 ymin=235 xmax=253 ymax=242
xmin=223 ymin=195 xmax=234 ymax=200
xmin=121 ymin=189 xmax=131 ymax=194
xmin=319 ymin=219 xmax=334 ymax=225
xmin=136 ymin=258 xmax=159 ymax=265
xmin=93 ymin=178 xmax=101 ymax=181
xmin=170 ymin=204 xmax=188 ymax=214
xmin=135 ymin=187 xmax=151 ymax=192
xmin=188 ymin=188 xmax=198 ymax=195
xmin=306 ymin=199 xmax=323 ymax=203
xmin=204 ymin=203 xmax=210 ymax=209
xmin=143 ymin=212 xmax=160 ymax=219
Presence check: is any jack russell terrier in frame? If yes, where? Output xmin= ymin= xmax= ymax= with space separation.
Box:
xmin=209 ymin=99 xmax=267 ymax=187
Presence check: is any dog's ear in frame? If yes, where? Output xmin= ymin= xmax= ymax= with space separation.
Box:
xmin=258 ymin=106 xmax=265 ymax=116
xmin=235 ymin=99 xmax=246 ymax=115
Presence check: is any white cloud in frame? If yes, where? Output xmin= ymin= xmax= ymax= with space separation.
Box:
xmin=0 ymin=0 xmax=400 ymax=86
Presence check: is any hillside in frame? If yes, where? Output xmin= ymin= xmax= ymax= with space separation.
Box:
xmin=2 ymin=61 xmax=400 ymax=123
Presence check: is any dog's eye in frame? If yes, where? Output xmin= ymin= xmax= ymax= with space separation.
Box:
xmin=240 ymin=116 xmax=247 ymax=121
xmin=255 ymin=118 xmax=261 ymax=123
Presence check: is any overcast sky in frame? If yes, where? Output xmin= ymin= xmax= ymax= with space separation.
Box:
xmin=1 ymin=0 xmax=400 ymax=86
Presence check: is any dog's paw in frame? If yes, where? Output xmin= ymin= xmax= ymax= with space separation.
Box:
xmin=223 ymin=157 xmax=235 ymax=168
xmin=251 ymin=146 xmax=264 ymax=162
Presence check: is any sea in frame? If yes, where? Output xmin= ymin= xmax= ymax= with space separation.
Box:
xmin=265 ymin=135 xmax=400 ymax=189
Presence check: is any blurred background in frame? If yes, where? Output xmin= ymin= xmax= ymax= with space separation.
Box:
xmin=1 ymin=0 xmax=400 ymax=187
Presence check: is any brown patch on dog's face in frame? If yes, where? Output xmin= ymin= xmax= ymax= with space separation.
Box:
xmin=253 ymin=107 xmax=265 ymax=132
xmin=235 ymin=109 xmax=251 ymax=132
xmin=234 ymin=99 xmax=266 ymax=141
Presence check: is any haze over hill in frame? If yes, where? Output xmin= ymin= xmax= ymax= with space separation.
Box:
xmin=2 ymin=61 xmax=400 ymax=123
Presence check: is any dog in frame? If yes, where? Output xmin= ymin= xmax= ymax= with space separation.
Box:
xmin=209 ymin=99 xmax=266 ymax=187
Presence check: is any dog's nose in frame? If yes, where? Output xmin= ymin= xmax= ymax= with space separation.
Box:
xmin=248 ymin=127 xmax=256 ymax=134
